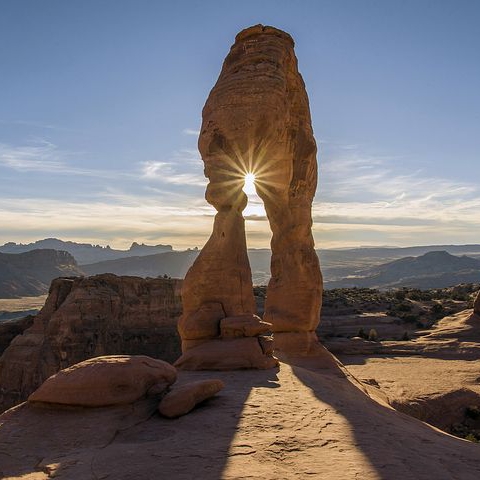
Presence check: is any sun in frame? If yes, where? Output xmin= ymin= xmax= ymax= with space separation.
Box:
xmin=243 ymin=172 xmax=257 ymax=195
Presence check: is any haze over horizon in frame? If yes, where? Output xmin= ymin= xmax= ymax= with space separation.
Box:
xmin=1 ymin=0 xmax=479 ymax=250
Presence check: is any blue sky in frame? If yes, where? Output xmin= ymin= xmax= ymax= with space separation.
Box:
xmin=1 ymin=0 xmax=479 ymax=249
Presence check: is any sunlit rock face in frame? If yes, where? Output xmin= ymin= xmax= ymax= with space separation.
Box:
xmin=177 ymin=24 xmax=322 ymax=367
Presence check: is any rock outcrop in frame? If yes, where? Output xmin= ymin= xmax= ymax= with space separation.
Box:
xmin=29 ymin=355 xmax=177 ymax=407
xmin=0 ymin=274 xmax=182 ymax=412
xmin=158 ymin=379 xmax=224 ymax=418
xmin=474 ymin=290 xmax=480 ymax=315
xmin=178 ymin=24 xmax=322 ymax=368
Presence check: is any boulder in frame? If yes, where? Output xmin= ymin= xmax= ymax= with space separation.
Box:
xmin=158 ymin=379 xmax=224 ymax=418
xmin=28 ymin=355 xmax=177 ymax=407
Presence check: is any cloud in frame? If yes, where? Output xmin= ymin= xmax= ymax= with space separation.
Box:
xmin=141 ymin=160 xmax=206 ymax=186
xmin=309 ymin=142 xmax=480 ymax=247
xmin=182 ymin=128 xmax=200 ymax=136
xmin=0 ymin=140 xmax=131 ymax=179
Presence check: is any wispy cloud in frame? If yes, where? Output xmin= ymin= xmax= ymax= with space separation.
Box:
xmin=182 ymin=128 xmax=200 ymax=136
xmin=0 ymin=140 xmax=130 ymax=179
xmin=0 ymin=119 xmax=80 ymax=132
xmin=141 ymin=160 xmax=206 ymax=186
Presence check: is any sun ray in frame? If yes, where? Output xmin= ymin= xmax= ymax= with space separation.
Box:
xmin=243 ymin=172 xmax=257 ymax=195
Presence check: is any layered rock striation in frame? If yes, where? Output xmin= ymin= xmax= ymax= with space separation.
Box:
xmin=177 ymin=25 xmax=322 ymax=368
xmin=0 ymin=274 xmax=182 ymax=412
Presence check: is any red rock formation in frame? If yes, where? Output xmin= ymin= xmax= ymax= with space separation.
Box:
xmin=0 ymin=274 xmax=182 ymax=412
xmin=29 ymin=355 xmax=177 ymax=407
xmin=178 ymin=24 xmax=322 ymax=366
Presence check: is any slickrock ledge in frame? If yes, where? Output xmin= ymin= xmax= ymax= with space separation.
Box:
xmin=1 ymin=349 xmax=480 ymax=479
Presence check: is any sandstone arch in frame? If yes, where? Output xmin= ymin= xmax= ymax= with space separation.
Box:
xmin=176 ymin=25 xmax=323 ymax=369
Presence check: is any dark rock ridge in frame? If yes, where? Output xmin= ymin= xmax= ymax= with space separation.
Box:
xmin=0 ymin=249 xmax=84 ymax=298
xmin=0 ymin=274 xmax=182 ymax=412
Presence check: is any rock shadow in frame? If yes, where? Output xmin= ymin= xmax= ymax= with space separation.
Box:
xmin=289 ymin=350 xmax=480 ymax=479
xmin=0 ymin=368 xmax=280 ymax=479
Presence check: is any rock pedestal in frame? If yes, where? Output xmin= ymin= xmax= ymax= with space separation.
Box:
xmin=176 ymin=24 xmax=323 ymax=369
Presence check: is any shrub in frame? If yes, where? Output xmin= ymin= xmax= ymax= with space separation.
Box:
xmin=358 ymin=328 xmax=368 ymax=340
xmin=465 ymin=405 xmax=480 ymax=420
xmin=368 ymin=328 xmax=378 ymax=341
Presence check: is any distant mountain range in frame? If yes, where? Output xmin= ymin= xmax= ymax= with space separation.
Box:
xmin=0 ymin=249 xmax=83 ymax=298
xmin=1 ymin=239 xmax=480 ymax=298
xmin=0 ymin=238 xmax=173 ymax=265
xmin=326 ymin=251 xmax=480 ymax=289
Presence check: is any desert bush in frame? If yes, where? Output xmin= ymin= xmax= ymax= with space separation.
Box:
xmin=357 ymin=328 xmax=368 ymax=340
xmin=395 ymin=289 xmax=406 ymax=301
xmin=397 ymin=302 xmax=412 ymax=312
xmin=368 ymin=328 xmax=378 ymax=341
xmin=465 ymin=405 xmax=480 ymax=420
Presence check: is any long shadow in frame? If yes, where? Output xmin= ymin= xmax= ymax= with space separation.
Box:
xmin=289 ymin=350 xmax=480 ymax=479
xmin=0 ymin=368 xmax=280 ymax=479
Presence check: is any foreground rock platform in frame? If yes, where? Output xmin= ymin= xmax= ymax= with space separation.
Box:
xmin=1 ymin=347 xmax=479 ymax=479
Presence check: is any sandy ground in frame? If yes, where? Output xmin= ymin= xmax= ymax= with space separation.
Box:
xmin=0 ymin=295 xmax=47 ymax=313
xmin=1 ymin=348 xmax=479 ymax=479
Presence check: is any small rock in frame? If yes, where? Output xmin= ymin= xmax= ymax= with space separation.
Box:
xmin=158 ymin=379 xmax=224 ymax=418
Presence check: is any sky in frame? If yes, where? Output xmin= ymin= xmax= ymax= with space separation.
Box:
xmin=1 ymin=0 xmax=479 ymax=250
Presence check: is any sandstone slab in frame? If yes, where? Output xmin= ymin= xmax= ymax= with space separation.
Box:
xmin=158 ymin=379 xmax=224 ymax=418
xmin=28 ymin=355 xmax=177 ymax=407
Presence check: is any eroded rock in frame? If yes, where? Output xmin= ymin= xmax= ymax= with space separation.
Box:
xmin=28 ymin=355 xmax=177 ymax=407
xmin=177 ymin=24 xmax=322 ymax=367
xmin=158 ymin=379 xmax=224 ymax=418
xmin=474 ymin=290 xmax=480 ymax=315
xmin=0 ymin=274 xmax=182 ymax=412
